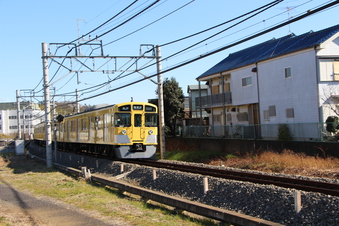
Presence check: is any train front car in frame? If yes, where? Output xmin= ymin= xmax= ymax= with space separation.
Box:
xmin=113 ymin=102 xmax=158 ymax=159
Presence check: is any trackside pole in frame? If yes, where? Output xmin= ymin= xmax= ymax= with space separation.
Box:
xmin=42 ymin=42 xmax=53 ymax=168
xmin=156 ymin=45 xmax=166 ymax=159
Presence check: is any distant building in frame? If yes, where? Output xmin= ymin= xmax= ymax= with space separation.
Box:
xmin=0 ymin=102 xmax=44 ymax=137
xmin=183 ymin=85 xmax=208 ymax=126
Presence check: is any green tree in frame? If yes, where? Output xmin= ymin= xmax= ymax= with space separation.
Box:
xmin=154 ymin=77 xmax=184 ymax=136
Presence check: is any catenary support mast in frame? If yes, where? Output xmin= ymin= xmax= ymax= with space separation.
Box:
xmin=42 ymin=42 xmax=53 ymax=168
xmin=156 ymin=45 xmax=166 ymax=159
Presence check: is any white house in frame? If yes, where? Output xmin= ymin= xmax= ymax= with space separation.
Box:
xmin=195 ymin=24 xmax=339 ymax=140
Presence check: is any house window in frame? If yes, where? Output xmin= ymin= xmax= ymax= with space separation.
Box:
xmin=213 ymin=114 xmax=221 ymax=122
xmin=226 ymin=113 xmax=232 ymax=122
xmin=237 ymin=112 xmax=248 ymax=121
xmin=286 ymin=108 xmax=294 ymax=118
xmin=269 ymin=105 xmax=276 ymax=117
xmin=242 ymin=76 xmax=252 ymax=86
xmin=263 ymin=110 xmax=269 ymax=121
xmin=224 ymin=83 xmax=230 ymax=92
xmin=285 ymin=67 xmax=292 ymax=78
xmin=333 ymin=61 xmax=339 ymax=81
xmin=212 ymin=85 xmax=219 ymax=94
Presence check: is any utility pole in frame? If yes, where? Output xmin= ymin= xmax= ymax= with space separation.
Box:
xmin=16 ymin=90 xmax=22 ymax=139
xmin=156 ymin=45 xmax=166 ymax=159
xmin=42 ymin=42 xmax=53 ymax=168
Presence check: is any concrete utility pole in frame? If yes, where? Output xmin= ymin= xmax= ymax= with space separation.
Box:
xmin=156 ymin=45 xmax=166 ymax=159
xmin=42 ymin=42 xmax=53 ymax=168
xmin=16 ymin=90 xmax=22 ymax=139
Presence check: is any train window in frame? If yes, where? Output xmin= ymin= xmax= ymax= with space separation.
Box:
xmin=71 ymin=120 xmax=75 ymax=132
xmin=118 ymin=105 xmax=130 ymax=111
xmin=145 ymin=113 xmax=158 ymax=127
xmin=133 ymin=105 xmax=143 ymax=110
xmin=114 ymin=113 xmax=131 ymax=127
xmin=145 ymin=106 xmax=156 ymax=112
xmin=134 ymin=114 xmax=142 ymax=127
xmin=82 ymin=118 xmax=87 ymax=131
xmin=95 ymin=116 xmax=102 ymax=130
xmin=104 ymin=114 xmax=110 ymax=128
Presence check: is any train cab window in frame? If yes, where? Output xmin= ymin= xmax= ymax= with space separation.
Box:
xmin=133 ymin=105 xmax=143 ymax=110
xmin=118 ymin=105 xmax=130 ymax=111
xmin=134 ymin=114 xmax=142 ymax=127
xmin=145 ymin=113 xmax=158 ymax=127
xmin=145 ymin=106 xmax=156 ymax=112
xmin=114 ymin=113 xmax=131 ymax=127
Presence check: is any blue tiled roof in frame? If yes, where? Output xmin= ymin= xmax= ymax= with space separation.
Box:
xmin=197 ymin=24 xmax=339 ymax=79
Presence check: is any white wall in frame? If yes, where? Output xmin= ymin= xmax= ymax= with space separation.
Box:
xmin=231 ymin=64 xmax=258 ymax=106
xmin=258 ymin=49 xmax=319 ymax=124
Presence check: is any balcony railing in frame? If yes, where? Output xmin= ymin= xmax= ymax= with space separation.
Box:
xmin=196 ymin=92 xmax=232 ymax=108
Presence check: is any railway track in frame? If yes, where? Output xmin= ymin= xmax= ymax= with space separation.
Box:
xmin=122 ymin=159 xmax=339 ymax=196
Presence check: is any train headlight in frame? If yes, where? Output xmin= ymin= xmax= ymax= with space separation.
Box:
xmin=148 ymin=130 xmax=153 ymax=135
xmin=122 ymin=129 xmax=127 ymax=135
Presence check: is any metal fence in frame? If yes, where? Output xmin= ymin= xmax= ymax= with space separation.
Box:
xmin=178 ymin=122 xmax=338 ymax=142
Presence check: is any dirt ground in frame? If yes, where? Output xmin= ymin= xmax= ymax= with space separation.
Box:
xmin=0 ymin=146 xmax=126 ymax=226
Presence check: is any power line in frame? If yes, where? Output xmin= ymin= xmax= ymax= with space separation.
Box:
xmin=78 ymin=0 xmax=160 ymax=48
xmin=102 ymin=0 xmax=196 ymax=47
xmin=66 ymin=0 xmax=139 ymax=46
xmin=75 ymin=0 xmax=339 ymax=103
xmin=160 ymin=0 xmax=282 ymax=47
xmin=68 ymin=0 xmax=282 ymax=98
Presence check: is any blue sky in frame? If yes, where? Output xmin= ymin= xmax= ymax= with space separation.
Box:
xmin=1 ymin=0 xmax=338 ymax=106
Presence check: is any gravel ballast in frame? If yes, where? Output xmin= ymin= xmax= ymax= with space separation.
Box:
xmin=30 ymin=147 xmax=339 ymax=225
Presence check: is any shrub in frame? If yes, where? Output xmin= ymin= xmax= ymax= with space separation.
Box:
xmin=325 ymin=116 xmax=339 ymax=134
xmin=278 ymin=124 xmax=293 ymax=142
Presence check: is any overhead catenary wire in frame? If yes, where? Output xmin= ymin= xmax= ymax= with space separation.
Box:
xmin=46 ymin=0 xmax=281 ymax=99
xmin=77 ymin=0 xmax=160 ymax=48
xmin=160 ymin=0 xmax=283 ymax=47
xmin=40 ymin=0 xmax=337 ymax=107
xmin=75 ymin=0 xmax=284 ymax=97
xmin=102 ymin=0 xmax=196 ymax=47
xmin=60 ymin=0 xmax=139 ymax=48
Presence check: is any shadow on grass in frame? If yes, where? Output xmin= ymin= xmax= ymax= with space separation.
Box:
xmin=0 ymin=153 xmax=57 ymax=174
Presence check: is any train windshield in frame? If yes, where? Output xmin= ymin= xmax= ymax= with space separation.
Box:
xmin=145 ymin=113 xmax=158 ymax=127
xmin=114 ymin=113 xmax=131 ymax=127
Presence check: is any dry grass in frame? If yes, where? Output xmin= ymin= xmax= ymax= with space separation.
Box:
xmin=208 ymin=150 xmax=339 ymax=179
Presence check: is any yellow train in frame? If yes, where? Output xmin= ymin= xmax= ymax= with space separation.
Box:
xmin=34 ymin=102 xmax=158 ymax=159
